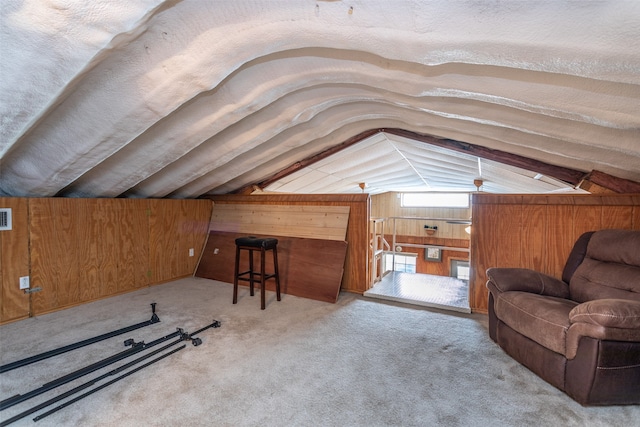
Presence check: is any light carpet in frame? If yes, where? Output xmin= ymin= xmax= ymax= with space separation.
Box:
xmin=0 ymin=277 xmax=637 ymax=427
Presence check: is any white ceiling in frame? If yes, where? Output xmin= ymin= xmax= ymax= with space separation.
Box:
xmin=264 ymin=131 xmax=578 ymax=195
xmin=1 ymin=1 xmax=639 ymax=198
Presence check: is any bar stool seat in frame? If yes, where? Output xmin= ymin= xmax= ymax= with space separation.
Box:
xmin=233 ymin=236 xmax=281 ymax=309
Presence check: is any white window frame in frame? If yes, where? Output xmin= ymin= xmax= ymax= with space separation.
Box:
xmin=383 ymin=252 xmax=417 ymax=274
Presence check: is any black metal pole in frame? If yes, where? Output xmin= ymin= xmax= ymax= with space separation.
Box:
xmin=0 ymin=303 xmax=160 ymax=374
xmin=33 ymin=345 xmax=186 ymax=423
xmin=0 ymin=338 xmax=185 ymax=427
xmin=0 ymin=328 xmax=182 ymax=411
xmin=31 ymin=320 xmax=220 ymax=427
xmin=190 ymin=320 xmax=221 ymax=337
xmin=184 ymin=319 xmax=222 ymax=346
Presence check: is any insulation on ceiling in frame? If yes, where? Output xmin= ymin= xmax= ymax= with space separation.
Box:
xmin=1 ymin=1 xmax=639 ymax=197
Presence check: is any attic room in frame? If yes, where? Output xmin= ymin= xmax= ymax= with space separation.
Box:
xmin=1 ymin=1 xmax=639 ymax=426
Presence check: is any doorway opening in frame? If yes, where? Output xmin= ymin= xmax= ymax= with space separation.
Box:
xmin=364 ymin=216 xmax=471 ymax=313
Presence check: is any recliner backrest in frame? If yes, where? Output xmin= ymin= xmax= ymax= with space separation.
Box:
xmin=562 ymin=231 xmax=594 ymax=284
xmin=569 ymin=229 xmax=640 ymax=303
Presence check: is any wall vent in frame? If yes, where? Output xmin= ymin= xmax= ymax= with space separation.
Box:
xmin=0 ymin=208 xmax=12 ymax=231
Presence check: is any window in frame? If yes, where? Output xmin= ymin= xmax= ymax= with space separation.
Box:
xmin=383 ymin=252 xmax=417 ymax=273
xmin=401 ymin=192 xmax=470 ymax=208
xmin=450 ymin=260 xmax=470 ymax=281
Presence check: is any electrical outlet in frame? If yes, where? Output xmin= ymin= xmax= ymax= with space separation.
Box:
xmin=189 ymin=248 xmax=194 ymax=257
xmin=19 ymin=276 xmax=30 ymax=289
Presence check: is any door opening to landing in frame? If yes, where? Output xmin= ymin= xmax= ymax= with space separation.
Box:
xmin=364 ymin=270 xmax=471 ymax=313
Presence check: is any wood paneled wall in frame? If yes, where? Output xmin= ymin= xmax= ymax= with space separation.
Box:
xmin=371 ymin=192 xmax=472 ymax=239
xmin=204 ymin=194 xmax=370 ymax=293
xmin=0 ymin=198 xmax=30 ymax=322
xmin=470 ymin=194 xmax=640 ymax=313
xmin=0 ymin=198 xmax=212 ymax=324
xmin=386 ymin=235 xmax=469 ymax=276
xmin=149 ymin=199 xmax=213 ymax=284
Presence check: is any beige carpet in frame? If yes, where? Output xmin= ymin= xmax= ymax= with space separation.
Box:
xmin=0 ymin=277 xmax=637 ymax=426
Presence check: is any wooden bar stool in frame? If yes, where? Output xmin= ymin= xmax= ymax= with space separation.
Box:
xmin=233 ymin=236 xmax=281 ymax=309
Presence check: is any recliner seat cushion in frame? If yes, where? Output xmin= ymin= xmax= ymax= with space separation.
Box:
xmin=494 ymin=291 xmax=578 ymax=356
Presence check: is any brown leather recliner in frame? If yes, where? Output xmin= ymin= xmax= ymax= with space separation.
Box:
xmin=486 ymin=229 xmax=640 ymax=405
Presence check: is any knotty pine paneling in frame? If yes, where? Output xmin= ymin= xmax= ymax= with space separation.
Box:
xmin=0 ymin=198 xmax=30 ymax=323
xmin=204 ymin=194 xmax=369 ymax=293
xmin=470 ymin=194 xmax=640 ymax=313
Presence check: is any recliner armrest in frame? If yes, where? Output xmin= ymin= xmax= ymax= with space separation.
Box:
xmin=569 ymin=299 xmax=640 ymax=329
xmin=486 ymin=267 xmax=569 ymax=298
xmin=566 ymin=299 xmax=640 ymax=359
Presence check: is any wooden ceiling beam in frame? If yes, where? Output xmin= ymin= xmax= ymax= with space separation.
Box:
xmin=579 ymin=170 xmax=640 ymax=194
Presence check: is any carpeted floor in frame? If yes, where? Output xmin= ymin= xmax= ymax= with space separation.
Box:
xmin=363 ymin=272 xmax=471 ymax=313
xmin=0 ymin=277 xmax=637 ymax=426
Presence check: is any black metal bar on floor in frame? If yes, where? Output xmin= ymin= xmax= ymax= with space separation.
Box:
xmin=0 ymin=303 xmax=161 ymax=374
xmin=33 ymin=345 xmax=186 ymax=423
xmin=29 ymin=320 xmax=220 ymax=423
xmin=0 ymin=327 xmax=182 ymax=411
xmin=0 ymin=338 xmax=185 ymax=427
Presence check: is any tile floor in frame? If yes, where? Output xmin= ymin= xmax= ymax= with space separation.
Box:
xmin=363 ymin=271 xmax=471 ymax=313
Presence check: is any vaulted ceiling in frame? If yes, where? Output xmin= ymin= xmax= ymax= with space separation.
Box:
xmin=1 ymin=1 xmax=639 ymax=198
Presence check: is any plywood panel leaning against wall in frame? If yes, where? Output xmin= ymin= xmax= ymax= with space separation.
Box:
xmin=197 ymin=201 xmax=351 ymax=303
xmin=470 ymin=194 xmax=640 ymax=313
xmin=198 ymin=194 xmax=369 ymax=295
xmin=198 ymin=231 xmax=348 ymax=303
xmin=0 ymin=198 xmax=30 ymax=323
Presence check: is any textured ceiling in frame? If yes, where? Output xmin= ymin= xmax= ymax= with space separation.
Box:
xmin=1 ymin=1 xmax=639 ymax=198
